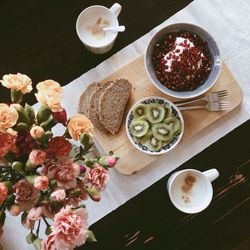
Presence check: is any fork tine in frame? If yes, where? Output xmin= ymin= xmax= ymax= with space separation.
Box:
xmin=218 ymin=93 xmax=228 ymax=98
xmin=214 ymin=90 xmax=228 ymax=95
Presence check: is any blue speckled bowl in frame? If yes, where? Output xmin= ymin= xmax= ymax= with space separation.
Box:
xmin=145 ymin=23 xmax=221 ymax=99
xmin=126 ymin=96 xmax=184 ymax=155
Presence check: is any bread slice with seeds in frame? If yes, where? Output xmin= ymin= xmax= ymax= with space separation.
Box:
xmin=78 ymin=82 xmax=100 ymax=115
xmin=87 ymin=81 xmax=113 ymax=132
xmin=98 ymin=79 xmax=132 ymax=134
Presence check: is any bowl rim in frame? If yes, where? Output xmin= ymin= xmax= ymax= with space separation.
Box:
xmin=125 ymin=96 xmax=184 ymax=155
xmin=144 ymin=22 xmax=222 ymax=99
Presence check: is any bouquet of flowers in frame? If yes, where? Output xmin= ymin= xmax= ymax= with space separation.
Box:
xmin=0 ymin=73 xmax=118 ymax=250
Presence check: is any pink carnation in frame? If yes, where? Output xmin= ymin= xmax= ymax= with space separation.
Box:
xmin=51 ymin=188 xmax=66 ymax=202
xmin=54 ymin=159 xmax=80 ymax=189
xmin=41 ymin=234 xmax=56 ymax=250
xmin=23 ymin=207 xmax=43 ymax=229
xmin=0 ymin=182 xmax=8 ymax=204
xmin=34 ymin=176 xmax=49 ymax=191
xmin=52 ymin=206 xmax=89 ymax=249
xmin=40 ymin=159 xmax=58 ymax=179
xmin=13 ymin=179 xmax=40 ymax=211
xmin=85 ymin=164 xmax=109 ymax=191
xmin=29 ymin=150 xmax=46 ymax=165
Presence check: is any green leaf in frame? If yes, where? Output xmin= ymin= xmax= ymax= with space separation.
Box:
xmin=25 ymin=103 xmax=35 ymax=121
xmin=86 ymin=230 xmax=97 ymax=242
xmin=11 ymin=89 xmax=23 ymax=103
xmin=17 ymin=108 xmax=31 ymax=125
xmin=80 ymin=134 xmax=91 ymax=148
xmin=64 ymin=128 xmax=72 ymax=139
xmin=15 ymin=122 xmax=29 ymax=131
xmin=26 ymin=232 xmax=36 ymax=244
xmin=33 ymin=238 xmax=42 ymax=250
xmin=84 ymin=157 xmax=94 ymax=168
xmin=37 ymin=106 xmax=52 ymax=124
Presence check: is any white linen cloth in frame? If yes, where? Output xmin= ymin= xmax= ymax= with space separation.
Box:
xmin=2 ymin=0 xmax=250 ymax=249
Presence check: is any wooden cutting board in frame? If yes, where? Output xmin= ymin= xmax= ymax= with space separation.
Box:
xmin=94 ymin=55 xmax=243 ymax=175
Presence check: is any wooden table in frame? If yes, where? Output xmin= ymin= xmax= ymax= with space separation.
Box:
xmin=1 ymin=1 xmax=250 ymax=250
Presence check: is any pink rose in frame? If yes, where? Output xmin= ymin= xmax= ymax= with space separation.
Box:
xmin=0 ymin=131 xmax=17 ymax=157
xmin=54 ymin=159 xmax=80 ymax=189
xmin=85 ymin=164 xmax=109 ymax=191
xmin=34 ymin=176 xmax=49 ymax=191
xmin=52 ymin=206 xmax=89 ymax=249
xmin=39 ymin=159 xmax=58 ymax=179
xmin=9 ymin=204 xmax=21 ymax=216
xmin=13 ymin=179 xmax=40 ymax=211
xmin=23 ymin=207 xmax=43 ymax=229
xmin=0 ymin=182 xmax=8 ymax=204
xmin=41 ymin=234 xmax=56 ymax=250
xmin=29 ymin=150 xmax=47 ymax=165
xmin=51 ymin=189 xmax=66 ymax=202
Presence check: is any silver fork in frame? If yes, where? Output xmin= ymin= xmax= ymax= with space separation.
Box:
xmin=179 ymin=101 xmax=231 ymax=111
xmin=175 ymin=90 xmax=228 ymax=107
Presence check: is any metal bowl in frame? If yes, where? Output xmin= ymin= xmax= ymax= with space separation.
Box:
xmin=145 ymin=23 xmax=221 ymax=99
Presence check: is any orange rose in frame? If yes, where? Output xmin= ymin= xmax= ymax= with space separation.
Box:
xmin=35 ymin=80 xmax=63 ymax=112
xmin=0 ymin=103 xmax=18 ymax=132
xmin=67 ymin=114 xmax=93 ymax=141
xmin=0 ymin=73 xmax=32 ymax=94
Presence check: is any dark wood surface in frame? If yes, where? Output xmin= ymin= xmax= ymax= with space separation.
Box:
xmin=1 ymin=1 xmax=249 ymax=250
xmin=84 ymin=120 xmax=250 ymax=250
xmin=0 ymin=0 xmax=192 ymax=104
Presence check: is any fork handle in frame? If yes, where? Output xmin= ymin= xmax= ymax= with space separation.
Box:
xmin=179 ymin=105 xmax=205 ymax=110
xmin=175 ymin=97 xmax=204 ymax=107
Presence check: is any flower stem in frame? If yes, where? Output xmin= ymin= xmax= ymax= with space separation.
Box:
xmin=36 ymin=219 xmax=41 ymax=237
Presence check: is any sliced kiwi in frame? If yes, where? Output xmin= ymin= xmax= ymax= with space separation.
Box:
xmin=146 ymin=103 xmax=165 ymax=124
xmin=152 ymin=123 xmax=173 ymax=141
xmin=129 ymin=120 xmax=149 ymax=138
xmin=163 ymin=116 xmax=175 ymax=125
xmin=165 ymin=105 xmax=172 ymax=118
xmin=164 ymin=116 xmax=181 ymax=134
xmin=132 ymin=104 xmax=148 ymax=119
xmin=136 ymin=131 xmax=152 ymax=144
xmin=137 ymin=115 xmax=149 ymax=122
xmin=146 ymin=135 xmax=162 ymax=151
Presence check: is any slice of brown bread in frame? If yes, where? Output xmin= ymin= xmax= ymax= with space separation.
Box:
xmin=98 ymin=79 xmax=132 ymax=134
xmin=88 ymin=81 xmax=113 ymax=132
xmin=78 ymin=82 xmax=100 ymax=115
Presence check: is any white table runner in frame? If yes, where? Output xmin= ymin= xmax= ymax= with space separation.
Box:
xmin=3 ymin=0 xmax=250 ymax=249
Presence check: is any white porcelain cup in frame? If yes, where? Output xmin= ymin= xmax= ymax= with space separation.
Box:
xmin=167 ymin=168 xmax=219 ymax=214
xmin=76 ymin=3 xmax=122 ymax=54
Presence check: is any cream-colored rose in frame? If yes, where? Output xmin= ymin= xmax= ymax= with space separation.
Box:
xmin=30 ymin=125 xmax=45 ymax=139
xmin=0 ymin=73 xmax=32 ymax=94
xmin=35 ymin=80 xmax=63 ymax=112
xmin=67 ymin=114 xmax=94 ymax=140
xmin=0 ymin=103 xmax=18 ymax=132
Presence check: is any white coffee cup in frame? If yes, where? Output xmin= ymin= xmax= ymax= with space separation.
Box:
xmin=167 ymin=168 xmax=219 ymax=214
xmin=76 ymin=3 xmax=122 ymax=54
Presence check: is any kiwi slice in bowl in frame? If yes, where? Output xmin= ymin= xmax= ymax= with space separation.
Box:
xmin=165 ymin=105 xmax=172 ymax=118
xmin=132 ymin=104 xmax=148 ymax=119
xmin=137 ymin=115 xmax=149 ymax=122
xmin=129 ymin=120 xmax=149 ymax=138
xmin=164 ymin=116 xmax=181 ymax=135
xmin=146 ymin=103 xmax=165 ymax=124
xmin=146 ymin=134 xmax=162 ymax=151
xmin=136 ymin=131 xmax=152 ymax=144
xmin=152 ymin=123 xmax=173 ymax=141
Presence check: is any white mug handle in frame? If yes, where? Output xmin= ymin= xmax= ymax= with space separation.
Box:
xmin=202 ymin=168 xmax=219 ymax=182
xmin=110 ymin=3 xmax=122 ymax=17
